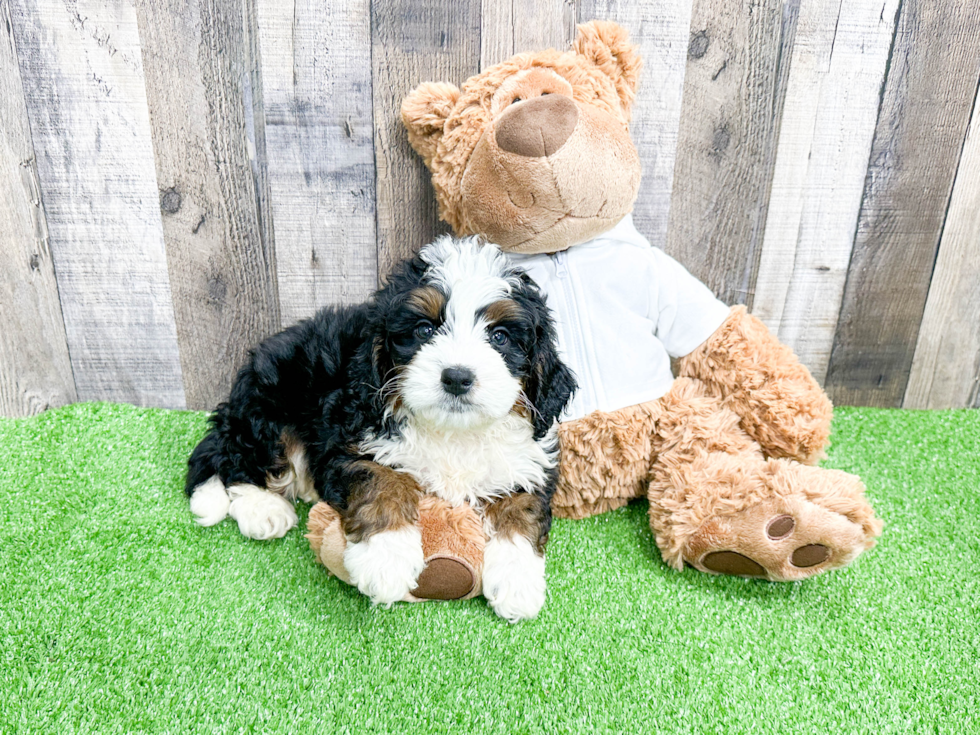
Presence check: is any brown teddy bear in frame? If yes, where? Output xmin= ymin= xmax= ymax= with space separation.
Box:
xmin=395 ymin=20 xmax=883 ymax=581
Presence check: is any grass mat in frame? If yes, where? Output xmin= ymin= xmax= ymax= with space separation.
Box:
xmin=1 ymin=403 xmax=977 ymax=734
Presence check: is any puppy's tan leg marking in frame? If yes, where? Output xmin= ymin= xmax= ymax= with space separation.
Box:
xmin=482 ymin=493 xmax=549 ymax=623
xmin=266 ymin=430 xmax=318 ymax=503
xmin=483 ymin=492 xmax=549 ymax=554
xmin=343 ymin=461 xmax=424 ymax=542
xmin=342 ymin=462 xmax=426 ymax=606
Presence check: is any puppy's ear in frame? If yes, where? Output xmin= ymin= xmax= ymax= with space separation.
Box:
xmin=573 ymin=20 xmax=642 ymax=119
xmin=401 ymin=82 xmax=461 ymax=168
xmin=520 ymin=278 xmax=577 ymax=439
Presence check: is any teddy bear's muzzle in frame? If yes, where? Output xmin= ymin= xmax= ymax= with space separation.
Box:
xmin=495 ymin=94 xmax=578 ymax=158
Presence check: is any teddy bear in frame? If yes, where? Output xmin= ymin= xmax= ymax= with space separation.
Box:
xmin=395 ymin=19 xmax=883 ymax=581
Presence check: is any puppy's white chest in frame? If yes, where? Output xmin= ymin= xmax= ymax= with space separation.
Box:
xmin=359 ymin=416 xmax=556 ymax=506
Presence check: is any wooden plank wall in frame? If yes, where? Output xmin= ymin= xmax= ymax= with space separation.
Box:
xmin=2 ymin=0 xmax=980 ymax=417
xmin=0 ymin=0 xmax=75 ymax=415
xmin=136 ymin=0 xmax=280 ymax=410
xmin=9 ymin=0 xmax=186 ymax=408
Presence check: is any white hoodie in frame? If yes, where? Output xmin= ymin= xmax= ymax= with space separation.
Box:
xmin=507 ymin=215 xmax=730 ymax=422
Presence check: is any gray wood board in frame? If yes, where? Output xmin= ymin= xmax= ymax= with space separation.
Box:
xmin=257 ymin=0 xmax=378 ymax=325
xmin=664 ymin=0 xmax=786 ymax=306
xmin=10 ymin=0 xmax=185 ymax=407
xmin=0 ymin=0 xmax=76 ymax=417
xmin=579 ymin=0 xmax=694 ymax=249
xmin=372 ymin=0 xmax=482 ymax=278
xmin=904 ymin=85 xmax=980 ymax=409
xmin=825 ymin=0 xmax=980 ymax=407
xmin=481 ymin=0 xmax=577 ymax=69
xmin=751 ymin=0 xmax=901 ymax=385
xmin=136 ymin=0 xmax=281 ymax=411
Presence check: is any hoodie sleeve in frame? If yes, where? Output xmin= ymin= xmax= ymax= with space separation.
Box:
xmin=649 ymin=247 xmax=731 ymax=358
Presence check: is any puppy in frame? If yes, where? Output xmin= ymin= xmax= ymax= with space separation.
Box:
xmin=185 ymin=237 xmax=576 ymax=622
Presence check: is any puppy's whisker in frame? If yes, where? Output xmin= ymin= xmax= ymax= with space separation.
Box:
xmin=517 ymin=390 xmax=543 ymax=423
xmin=361 ymin=368 xmax=403 ymax=399
xmin=378 ymin=372 xmax=402 ymax=398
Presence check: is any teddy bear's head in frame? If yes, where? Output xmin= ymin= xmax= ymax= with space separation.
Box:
xmin=402 ymin=21 xmax=643 ymax=255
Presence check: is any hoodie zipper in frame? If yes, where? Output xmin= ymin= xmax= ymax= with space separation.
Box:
xmin=550 ymin=251 xmax=594 ymax=412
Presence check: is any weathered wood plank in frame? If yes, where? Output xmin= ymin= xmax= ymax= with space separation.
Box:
xmin=824 ymin=0 xmax=980 ymax=408
xmin=579 ymin=0 xmax=695 ymax=247
xmin=742 ymin=0 xmax=801 ymax=312
xmin=135 ymin=0 xmax=281 ymax=411
xmin=372 ymin=0 xmax=482 ymax=277
xmin=9 ymin=0 xmax=185 ymax=407
xmin=751 ymin=0 xmax=901 ymax=385
xmin=481 ymin=0 xmax=576 ymax=70
xmin=664 ymin=0 xmax=786 ymax=306
xmin=257 ymin=0 xmax=378 ymax=324
xmin=0 ymin=1 xmax=76 ymax=417
xmin=904 ymin=87 xmax=980 ymax=410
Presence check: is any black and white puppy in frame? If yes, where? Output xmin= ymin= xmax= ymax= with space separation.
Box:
xmin=185 ymin=237 xmax=576 ymax=622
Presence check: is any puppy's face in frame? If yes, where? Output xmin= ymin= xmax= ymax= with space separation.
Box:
xmin=375 ymin=238 xmax=568 ymax=432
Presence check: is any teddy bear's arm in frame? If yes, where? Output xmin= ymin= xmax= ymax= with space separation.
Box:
xmin=676 ymin=305 xmax=833 ymax=465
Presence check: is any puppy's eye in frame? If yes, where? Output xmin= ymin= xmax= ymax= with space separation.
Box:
xmin=414 ymin=322 xmax=434 ymax=340
xmin=489 ymin=327 xmax=510 ymax=347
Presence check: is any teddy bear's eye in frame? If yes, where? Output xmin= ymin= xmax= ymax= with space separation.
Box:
xmin=511 ymin=97 xmax=522 ymax=105
xmin=541 ymin=91 xmax=550 ymax=96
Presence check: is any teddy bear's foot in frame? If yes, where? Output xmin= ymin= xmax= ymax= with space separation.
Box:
xmin=684 ymin=496 xmax=870 ymax=582
xmin=656 ymin=459 xmax=882 ymax=582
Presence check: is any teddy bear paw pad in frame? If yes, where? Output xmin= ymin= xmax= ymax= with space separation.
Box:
xmin=701 ymin=551 xmax=766 ymax=577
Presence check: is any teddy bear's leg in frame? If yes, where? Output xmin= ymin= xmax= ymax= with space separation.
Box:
xmin=677 ymin=305 xmax=834 ymax=465
xmin=648 ymin=378 xmax=882 ymax=581
xmin=552 ymin=401 xmax=661 ymax=520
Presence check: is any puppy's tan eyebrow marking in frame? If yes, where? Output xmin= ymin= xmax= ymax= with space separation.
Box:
xmin=480 ymin=299 xmax=523 ymax=324
xmin=407 ymin=286 xmax=445 ymax=320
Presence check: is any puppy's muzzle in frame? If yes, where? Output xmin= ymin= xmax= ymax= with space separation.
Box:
xmin=441 ymin=366 xmax=475 ymax=397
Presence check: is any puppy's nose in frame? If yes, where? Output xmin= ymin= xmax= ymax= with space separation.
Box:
xmin=495 ymin=94 xmax=578 ymax=157
xmin=441 ymin=366 xmax=475 ymax=396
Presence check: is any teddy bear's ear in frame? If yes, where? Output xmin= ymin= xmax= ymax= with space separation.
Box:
xmin=573 ymin=20 xmax=642 ymax=117
xmin=401 ymin=82 xmax=461 ymax=167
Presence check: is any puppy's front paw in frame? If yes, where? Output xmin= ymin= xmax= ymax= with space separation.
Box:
xmin=189 ymin=476 xmax=230 ymax=526
xmin=344 ymin=526 xmax=426 ymax=606
xmin=227 ymin=484 xmax=298 ymax=540
xmin=482 ymin=536 xmax=546 ymax=623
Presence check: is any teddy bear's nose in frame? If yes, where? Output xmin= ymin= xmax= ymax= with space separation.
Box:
xmin=495 ymin=94 xmax=578 ymax=157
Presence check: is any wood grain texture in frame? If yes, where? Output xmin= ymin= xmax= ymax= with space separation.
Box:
xmin=742 ymin=0 xmax=801 ymax=312
xmin=579 ymin=0 xmax=694 ymax=248
xmin=372 ymin=0 xmax=481 ymax=278
xmin=136 ymin=0 xmax=281 ymax=411
xmin=9 ymin=0 xmax=185 ymax=407
xmin=481 ymin=0 xmax=576 ymax=69
xmin=257 ymin=0 xmax=378 ymax=324
xmin=824 ymin=0 xmax=980 ymax=408
xmin=664 ymin=0 xmax=785 ymax=306
xmin=751 ymin=0 xmax=901 ymax=385
xmin=0 ymin=1 xmax=76 ymax=417
xmin=904 ymin=85 xmax=980 ymax=410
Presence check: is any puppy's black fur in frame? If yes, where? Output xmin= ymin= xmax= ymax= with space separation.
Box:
xmin=185 ymin=249 xmax=576 ymax=519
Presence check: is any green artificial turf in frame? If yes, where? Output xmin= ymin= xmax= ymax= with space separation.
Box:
xmin=1 ymin=403 xmax=977 ymax=734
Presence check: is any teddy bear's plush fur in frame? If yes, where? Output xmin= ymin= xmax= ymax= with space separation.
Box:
xmin=400 ymin=20 xmax=882 ymax=581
